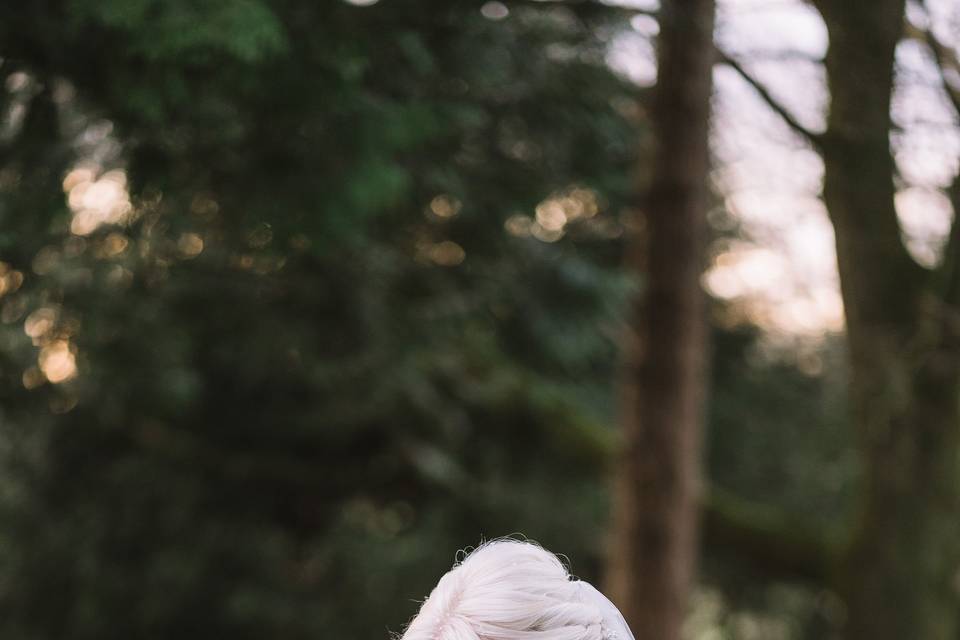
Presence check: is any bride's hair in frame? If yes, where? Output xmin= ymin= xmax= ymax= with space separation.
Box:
xmin=399 ymin=539 xmax=634 ymax=640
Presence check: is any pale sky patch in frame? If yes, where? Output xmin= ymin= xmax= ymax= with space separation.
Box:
xmin=609 ymin=0 xmax=960 ymax=338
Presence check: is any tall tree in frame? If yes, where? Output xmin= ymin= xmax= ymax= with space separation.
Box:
xmin=607 ymin=0 xmax=715 ymax=637
xmin=714 ymin=1 xmax=960 ymax=637
xmin=815 ymin=0 xmax=960 ymax=636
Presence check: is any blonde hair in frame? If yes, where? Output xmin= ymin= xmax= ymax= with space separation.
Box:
xmin=400 ymin=540 xmax=634 ymax=640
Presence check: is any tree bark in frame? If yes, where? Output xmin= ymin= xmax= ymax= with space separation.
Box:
xmin=814 ymin=1 xmax=960 ymax=637
xmin=607 ymin=1 xmax=714 ymax=638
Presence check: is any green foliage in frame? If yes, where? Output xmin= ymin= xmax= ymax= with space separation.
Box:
xmin=0 ymin=1 xmax=637 ymax=638
xmin=68 ymin=0 xmax=288 ymax=61
xmin=703 ymin=321 xmax=856 ymax=636
xmin=708 ymin=325 xmax=855 ymax=525
xmin=0 ymin=1 xmax=865 ymax=638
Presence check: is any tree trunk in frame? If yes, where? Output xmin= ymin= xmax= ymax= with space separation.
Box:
xmin=607 ymin=1 xmax=714 ymax=638
xmin=815 ymin=1 xmax=960 ymax=637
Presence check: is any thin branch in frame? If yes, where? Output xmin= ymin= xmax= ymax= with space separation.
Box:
xmin=716 ymin=47 xmax=826 ymax=152
xmin=905 ymin=21 xmax=960 ymax=119
xmin=723 ymin=49 xmax=823 ymax=64
xmin=906 ymin=16 xmax=960 ymax=298
xmin=515 ymin=0 xmax=657 ymax=20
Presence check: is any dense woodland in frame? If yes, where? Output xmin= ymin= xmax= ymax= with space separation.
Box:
xmin=0 ymin=1 xmax=958 ymax=638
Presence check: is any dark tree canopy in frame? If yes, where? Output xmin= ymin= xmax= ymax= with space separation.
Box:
xmin=3 ymin=1 xmax=939 ymax=638
xmin=0 ymin=2 xmax=638 ymax=637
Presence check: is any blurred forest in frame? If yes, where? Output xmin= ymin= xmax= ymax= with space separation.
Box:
xmin=0 ymin=0 xmax=958 ymax=639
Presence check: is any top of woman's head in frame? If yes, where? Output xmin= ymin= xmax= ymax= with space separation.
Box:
xmin=400 ymin=540 xmax=634 ymax=640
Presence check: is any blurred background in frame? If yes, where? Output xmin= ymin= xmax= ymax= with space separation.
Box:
xmin=0 ymin=0 xmax=958 ymax=638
